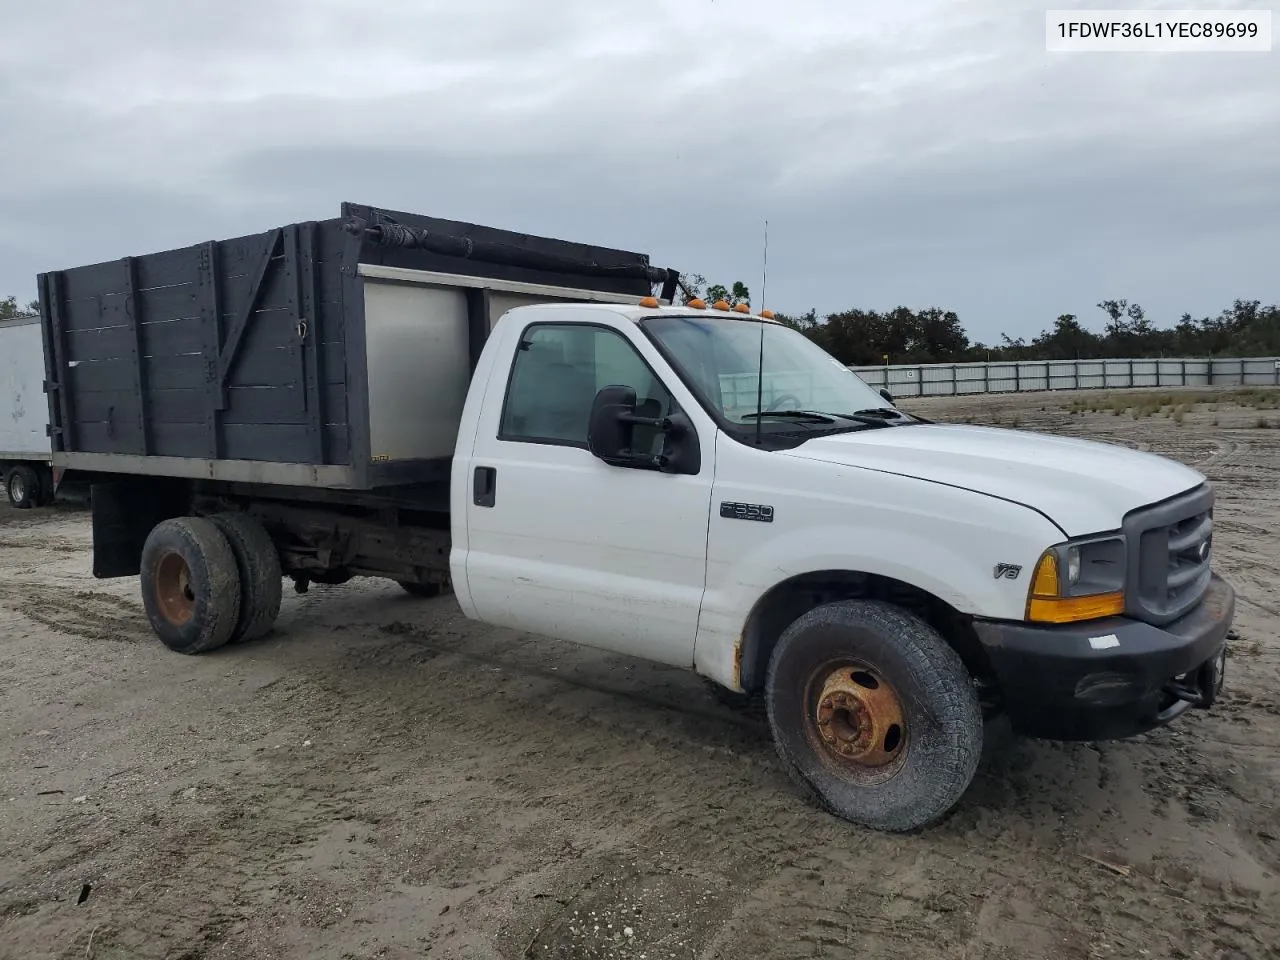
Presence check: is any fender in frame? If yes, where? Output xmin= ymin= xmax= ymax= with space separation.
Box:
xmin=693 ymin=506 xmax=1063 ymax=691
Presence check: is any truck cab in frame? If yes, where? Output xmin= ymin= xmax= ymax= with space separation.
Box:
xmin=451 ymin=298 xmax=1233 ymax=831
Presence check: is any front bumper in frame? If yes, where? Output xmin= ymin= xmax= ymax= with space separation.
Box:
xmin=972 ymin=573 xmax=1235 ymax=741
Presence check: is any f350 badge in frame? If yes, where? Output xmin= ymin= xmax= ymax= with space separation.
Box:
xmin=993 ymin=563 xmax=1022 ymax=580
xmin=720 ymin=502 xmax=774 ymax=523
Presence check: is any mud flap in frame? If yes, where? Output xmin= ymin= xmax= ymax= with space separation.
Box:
xmin=90 ymin=479 xmax=189 ymax=578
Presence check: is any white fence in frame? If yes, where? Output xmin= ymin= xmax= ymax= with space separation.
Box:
xmin=850 ymin=356 xmax=1280 ymax=398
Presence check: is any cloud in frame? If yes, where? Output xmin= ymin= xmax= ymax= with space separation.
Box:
xmin=2 ymin=0 xmax=1277 ymax=344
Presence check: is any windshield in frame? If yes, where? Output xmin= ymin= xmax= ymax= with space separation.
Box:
xmin=640 ymin=314 xmax=892 ymax=425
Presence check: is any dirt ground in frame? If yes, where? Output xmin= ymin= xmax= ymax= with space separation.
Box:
xmin=2 ymin=386 xmax=1278 ymax=960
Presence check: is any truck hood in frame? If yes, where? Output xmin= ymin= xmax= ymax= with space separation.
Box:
xmin=780 ymin=422 xmax=1205 ymax=537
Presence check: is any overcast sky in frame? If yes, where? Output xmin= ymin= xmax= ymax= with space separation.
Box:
xmin=1 ymin=0 xmax=1276 ymax=344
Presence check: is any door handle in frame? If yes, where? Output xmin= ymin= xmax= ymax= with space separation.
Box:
xmin=473 ymin=466 xmax=497 ymax=507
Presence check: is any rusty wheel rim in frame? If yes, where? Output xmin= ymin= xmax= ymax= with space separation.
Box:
xmin=155 ymin=552 xmax=195 ymax=626
xmin=809 ymin=663 xmax=908 ymax=775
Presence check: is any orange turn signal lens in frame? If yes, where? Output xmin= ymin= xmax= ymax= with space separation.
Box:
xmin=687 ymin=298 xmax=707 ymax=309
xmin=760 ymin=309 xmax=775 ymax=319
xmin=1030 ymin=552 xmax=1059 ymax=597
xmin=733 ymin=303 xmax=751 ymax=314
xmin=639 ymin=296 xmax=660 ymax=308
xmin=712 ymin=299 xmax=731 ymax=311
xmin=1028 ymin=593 xmax=1125 ymax=623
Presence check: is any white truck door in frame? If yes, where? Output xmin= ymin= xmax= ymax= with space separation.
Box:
xmin=460 ymin=315 xmax=714 ymax=667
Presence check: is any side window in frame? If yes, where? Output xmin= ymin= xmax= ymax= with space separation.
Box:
xmin=500 ymin=323 xmax=676 ymax=450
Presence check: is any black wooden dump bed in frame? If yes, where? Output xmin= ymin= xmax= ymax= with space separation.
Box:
xmin=37 ymin=203 xmax=679 ymax=491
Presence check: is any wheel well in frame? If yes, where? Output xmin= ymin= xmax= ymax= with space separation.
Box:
xmin=736 ymin=571 xmax=996 ymax=696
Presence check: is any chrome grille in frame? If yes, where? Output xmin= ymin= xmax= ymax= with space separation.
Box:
xmin=1123 ymin=484 xmax=1214 ymax=626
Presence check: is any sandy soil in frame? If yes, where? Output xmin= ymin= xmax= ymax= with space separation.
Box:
xmin=1 ymin=386 xmax=1278 ymax=960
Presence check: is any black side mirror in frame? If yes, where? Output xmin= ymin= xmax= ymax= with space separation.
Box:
xmin=587 ymin=385 xmax=700 ymax=475
xmin=879 ymin=388 xmax=894 ymax=404
xmin=588 ymin=385 xmax=638 ymax=465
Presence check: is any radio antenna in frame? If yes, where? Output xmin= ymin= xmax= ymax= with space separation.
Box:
xmin=755 ymin=219 xmax=768 ymax=447
xmin=760 ymin=218 xmax=769 ymax=313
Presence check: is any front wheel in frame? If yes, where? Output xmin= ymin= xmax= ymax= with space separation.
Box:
xmin=765 ymin=600 xmax=982 ymax=832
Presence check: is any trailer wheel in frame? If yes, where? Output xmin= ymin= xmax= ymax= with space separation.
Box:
xmin=209 ymin=512 xmax=282 ymax=644
xmin=140 ymin=517 xmax=242 ymax=655
xmin=765 ymin=600 xmax=982 ymax=833
xmin=6 ymin=465 xmax=40 ymax=509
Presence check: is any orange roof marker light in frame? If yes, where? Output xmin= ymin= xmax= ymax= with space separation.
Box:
xmin=760 ymin=309 xmax=775 ymax=320
xmin=639 ymin=296 xmax=660 ymax=308
xmin=712 ymin=299 xmax=731 ymax=311
xmin=687 ymin=298 xmax=707 ymax=309
xmin=733 ymin=303 xmax=751 ymax=314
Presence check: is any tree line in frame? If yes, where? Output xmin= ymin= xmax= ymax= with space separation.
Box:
xmin=9 ymin=287 xmax=1279 ymax=366
xmin=680 ymin=276 xmax=1280 ymax=366
xmin=0 ymin=296 xmax=40 ymax=321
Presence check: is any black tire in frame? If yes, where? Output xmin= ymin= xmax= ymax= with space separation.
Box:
xmin=6 ymin=465 xmax=39 ymax=509
xmin=208 ymin=512 xmax=282 ymax=644
xmin=139 ymin=517 xmax=242 ymax=655
xmin=398 ymin=580 xmax=447 ymax=598
xmin=765 ymin=600 xmax=982 ymax=833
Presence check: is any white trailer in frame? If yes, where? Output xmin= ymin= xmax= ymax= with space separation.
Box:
xmin=1 ymin=314 xmax=56 ymax=508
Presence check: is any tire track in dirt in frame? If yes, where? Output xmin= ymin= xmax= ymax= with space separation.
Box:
xmin=1193 ymin=437 xmax=1247 ymax=469
xmin=0 ymin=582 xmax=148 ymax=643
xmin=0 ymin=537 xmax=83 ymax=554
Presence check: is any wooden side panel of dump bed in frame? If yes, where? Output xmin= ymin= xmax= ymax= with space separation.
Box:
xmin=39 ymin=220 xmax=351 ymax=470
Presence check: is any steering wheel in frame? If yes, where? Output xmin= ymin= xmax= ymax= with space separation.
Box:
xmin=770 ymin=393 xmax=803 ymax=411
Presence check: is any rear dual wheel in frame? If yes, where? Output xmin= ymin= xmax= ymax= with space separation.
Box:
xmin=209 ymin=511 xmax=282 ymax=644
xmin=140 ymin=513 xmax=281 ymax=654
xmin=765 ymin=600 xmax=983 ymax=833
xmin=141 ymin=518 xmax=242 ymax=654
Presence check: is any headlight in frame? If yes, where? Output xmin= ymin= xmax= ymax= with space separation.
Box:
xmin=1027 ymin=535 xmax=1126 ymax=623
xmin=1065 ymin=546 xmax=1082 ymax=585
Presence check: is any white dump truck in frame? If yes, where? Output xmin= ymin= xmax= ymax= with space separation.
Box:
xmin=33 ymin=203 xmax=1234 ymax=831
